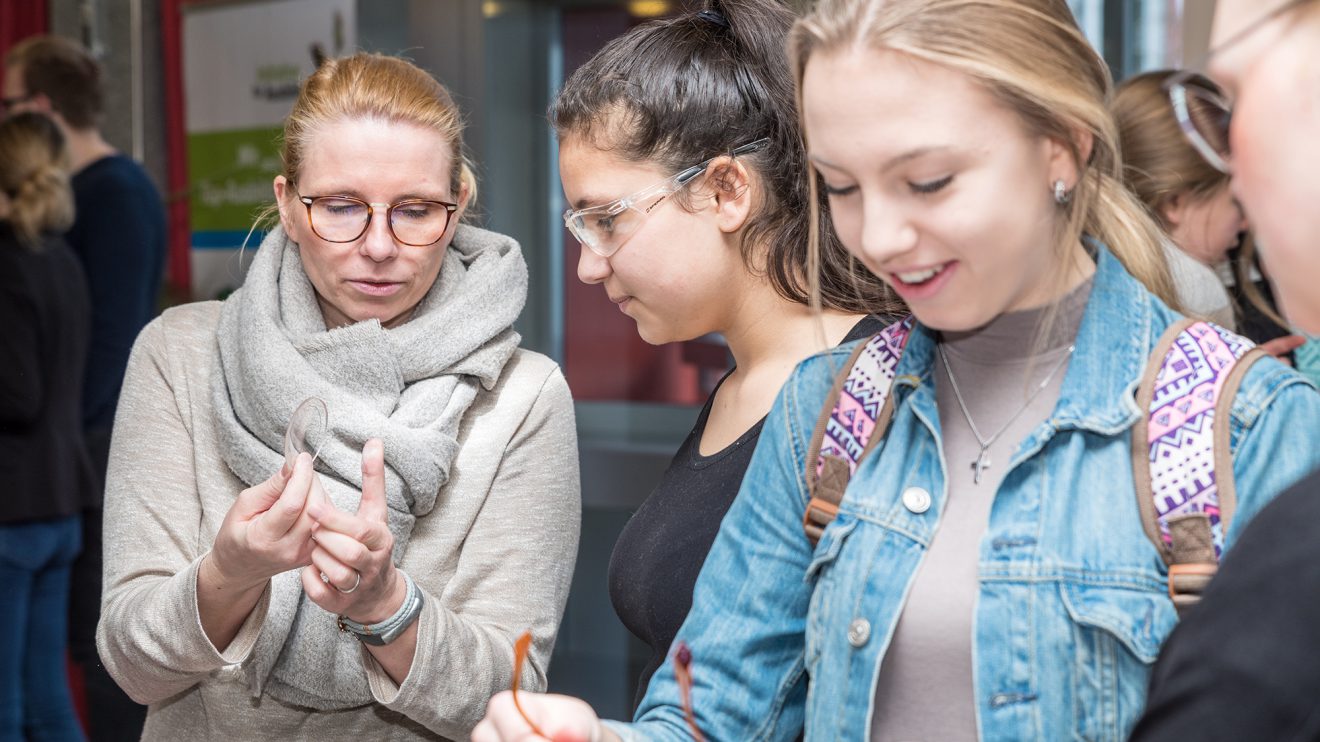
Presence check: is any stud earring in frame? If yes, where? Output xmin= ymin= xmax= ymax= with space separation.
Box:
xmin=1053 ymin=179 xmax=1071 ymax=205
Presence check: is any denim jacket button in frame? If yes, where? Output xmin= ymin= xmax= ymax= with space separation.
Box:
xmin=847 ymin=618 xmax=871 ymax=647
xmin=901 ymin=486 xmax=932 ymax=514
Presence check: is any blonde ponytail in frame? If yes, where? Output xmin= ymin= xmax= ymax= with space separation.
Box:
xmin=0 ymin=113 xmax=74 ymax=249
xmin=9 ymin=164 xmax=75 ymax=245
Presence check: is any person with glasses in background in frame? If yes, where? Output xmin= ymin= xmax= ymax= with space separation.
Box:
xmin=1132 ymin=2 xmax=1320 ymax=739
xmin=551 ymin=0 xmax=901 ymax=714
xmin=94 ymin=52 xmax=581 ymax=740
xmin=0 ymin=111 xmax=94 ymax=742
xmin=1114 ymin=71 xmax=1243 ymax=332
xmin=3 ymin=36 xmax=167 ymax=739
xmin=1113 ymin=70 xmax=1315 ymax=372
xmin=476 ymin=1 xmax=1320 ymax=739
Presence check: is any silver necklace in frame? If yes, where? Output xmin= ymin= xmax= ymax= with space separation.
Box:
xmin=937 ymin=342 xmax=1075 ymax=485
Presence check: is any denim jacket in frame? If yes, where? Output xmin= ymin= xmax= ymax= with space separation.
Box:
xmin=608 ymin=246 xmax=1320 ymax=742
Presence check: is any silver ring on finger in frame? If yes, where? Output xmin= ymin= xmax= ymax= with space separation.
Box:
xmin=337 ymin=571 xmax=361 ymax=594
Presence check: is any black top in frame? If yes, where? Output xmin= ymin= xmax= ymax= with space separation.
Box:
xmin=1233 ymin=277 xmax=1292 ymax=347
xmin=67 ymin=154 xmax=166 ymax=434
xmin=608 ymin=315 xmax=890 ymax=709
xmin=1131 ymin=466 xmax=1320 ymax=742
xmin=0 ymin=224 xmax=98 ymax=523
xmin=1227 ymin=247 xmax=1293 ymax=350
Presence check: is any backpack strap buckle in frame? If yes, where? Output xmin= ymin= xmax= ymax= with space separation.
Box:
xmin=1167 ymin=562 xmax=1218 ymax=612
xmin=803 ymin=496 xmax=840 ymax=546
xmin=804 ymin=455 xmax=849 ymax=545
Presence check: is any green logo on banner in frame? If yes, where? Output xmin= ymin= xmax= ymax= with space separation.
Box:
xmin=187 ymin=126 xmax=284 ymax=232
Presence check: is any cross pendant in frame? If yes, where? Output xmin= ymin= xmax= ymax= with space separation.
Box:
xmin=972 ymin=448 xmax=991 ymax=485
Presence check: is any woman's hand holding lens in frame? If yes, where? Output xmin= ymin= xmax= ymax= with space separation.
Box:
xmin=206 ymin=451 xmax=322 ymax=591
xmin=473 ymin=691 xmax=609 ymax=742
xmin=301 ymin=439 xmax=403 ymax=623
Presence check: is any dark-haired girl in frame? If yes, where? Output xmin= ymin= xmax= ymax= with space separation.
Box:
xmin=550 ymin=0 xmax=900 ymax=708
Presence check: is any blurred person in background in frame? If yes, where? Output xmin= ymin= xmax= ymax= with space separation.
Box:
xmin=1115 ymin=70 xmax=1241 ymax=330
xmin=1114 ymin=69 xmax=1309 ymax=364
xmin=1132 ymin=1 xmax=1320 ymax=738
xmin=4 ymin=34 xmax=166 ymax=739
xmin=0 ymin=111 xmax=94 ymax=742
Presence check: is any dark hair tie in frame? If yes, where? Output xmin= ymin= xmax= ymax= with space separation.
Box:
xmin=696 ymin=9 xmax=730 ymax=29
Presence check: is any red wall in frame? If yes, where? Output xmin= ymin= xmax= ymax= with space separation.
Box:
xmin=160 ymin=0 xmax=191 ymax=296
xmin=0 ymin=0 xmax=48 ymax=86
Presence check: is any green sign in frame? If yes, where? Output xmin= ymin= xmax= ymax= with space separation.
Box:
xmin=186 ymin=125 xmax=284 ymax=232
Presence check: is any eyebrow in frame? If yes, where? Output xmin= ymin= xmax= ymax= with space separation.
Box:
xmin=810 ymin=145 xmax=953 ymax=174
xmin=301 ymin=186 xmax=451 ymax=202
xmin=571 ymin=193 xmax=619 ymax=211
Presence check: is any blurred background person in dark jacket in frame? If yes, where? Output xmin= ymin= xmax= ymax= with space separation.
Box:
xmin=4 ymin=35 xmax=165 ymax=738
xmin=0 ymin=110 xmax=94 ymax=742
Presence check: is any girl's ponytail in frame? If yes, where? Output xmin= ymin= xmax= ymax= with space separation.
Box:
xmin=0 ymin=113 xmax=74 ymax=248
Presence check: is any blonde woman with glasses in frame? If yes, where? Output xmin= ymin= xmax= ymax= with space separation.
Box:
xmin=95 ymin=53 xmax=580 ymax=740
xmin=476 ymin=1 xmax=1320 ymax=740
xmin=1133 ymin=1 xmax=1320 ymax=739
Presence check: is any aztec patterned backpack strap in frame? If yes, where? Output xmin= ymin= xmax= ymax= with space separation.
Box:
xmin=1132 ymin=319 xmax=1268 ymax=614
xmin=803 ymin=316 xmax=916 ymax=545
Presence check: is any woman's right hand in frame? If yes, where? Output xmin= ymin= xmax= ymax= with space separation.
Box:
xmin=472 ymin=690 xmax=613 ymax=742
xmin=205 ymin=452 xmax=322 ymax=591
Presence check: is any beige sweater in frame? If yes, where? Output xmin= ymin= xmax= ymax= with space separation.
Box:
xmin=96 ymin=302 xmax=581 ymax=741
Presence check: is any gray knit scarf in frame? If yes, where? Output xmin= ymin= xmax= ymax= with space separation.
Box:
xmin=211 ymin=224 xmax=527 ymax=710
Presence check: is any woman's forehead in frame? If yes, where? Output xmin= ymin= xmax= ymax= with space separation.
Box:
xmin=298 ymin=117 xmax=455 ymax=194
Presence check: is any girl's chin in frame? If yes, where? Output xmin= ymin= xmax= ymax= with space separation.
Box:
xmin=912 ymin=314 xmax=992 ymax=334
xmin=906 ymin=298 xmax=1002 ymax=334
xmin=1275 ymin=288 xmax=1320 ymax=337
xmin=633 ymin=315 xmax=704 ymax=347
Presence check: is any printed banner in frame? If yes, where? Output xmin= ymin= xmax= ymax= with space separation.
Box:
xmin=183 ymin=0 xmax=355 ymax=298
